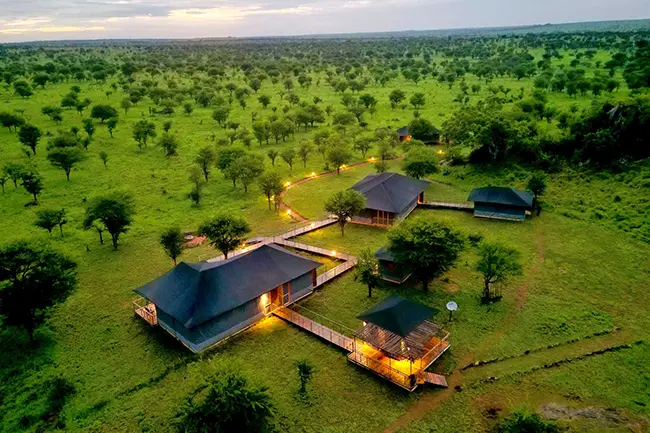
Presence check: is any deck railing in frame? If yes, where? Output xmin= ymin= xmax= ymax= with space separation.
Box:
xmin=274 ymin=305 xmax=354 ymax=351
xmin=133 ymin=296 xmax=157 ymax=326
xmin=418 ymin=340 xmax=450 ymax=371
xmin=277 ymin=218 xmax=337 ymax=240
xmin=347 ymin=350 xmax=414 ymax=390
xmin=419 ymin=201 xmax=473 ymax=211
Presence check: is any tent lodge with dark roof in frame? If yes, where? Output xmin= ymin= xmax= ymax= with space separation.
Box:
xmin=375 ymin=247 xmax=411 ymax=284
xmin=396 ymin=126 xmax=411 ymax=142
xmin=348 ymin=296 xmax=450 ymax=391
xmin=133 ymin=244 xmax=322 ymax=353
xmin=468 ymin=186 xmax=534 ymax=221
xmin=349 ymin=172 xmax=430 ymax=227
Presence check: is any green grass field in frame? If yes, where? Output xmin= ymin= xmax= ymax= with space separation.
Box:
xmin=1 ymin=47 xmax=649 ymax=433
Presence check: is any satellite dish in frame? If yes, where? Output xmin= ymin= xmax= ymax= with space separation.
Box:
xmin=446 ymin=301 xmax=458 ymax=311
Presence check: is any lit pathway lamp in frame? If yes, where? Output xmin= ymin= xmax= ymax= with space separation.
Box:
xmin=446 ymin=301 xmax=457 ymax=323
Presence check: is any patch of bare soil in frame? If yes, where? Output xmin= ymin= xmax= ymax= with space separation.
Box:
xmin=540 ymin=402 xmax=635 ymax=429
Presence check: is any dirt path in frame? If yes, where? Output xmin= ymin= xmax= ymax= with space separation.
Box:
xmin=383 ymin=371 xmax=461 ymax=433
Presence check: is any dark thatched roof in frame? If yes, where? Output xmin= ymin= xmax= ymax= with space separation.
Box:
xmin=375 ymin=247 xmax=394 ymax=262
xmin=355 ymin=296 xmax=445 ymax=360
xmin=357 ymin=296 xmax=439 ymax=337
xmin=350 ymin=172 xmax=429 ymax=214
xmin=396 ymin=126 xmax=410 ymax=137
xmin=467 ymin=187 xmax=534 ymax=209
xmin=135 ymin=244 xmax=321 ymax=329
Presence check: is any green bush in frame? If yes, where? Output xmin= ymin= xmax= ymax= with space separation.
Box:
xmin=497 ymin=411 xmax=559 ymax=433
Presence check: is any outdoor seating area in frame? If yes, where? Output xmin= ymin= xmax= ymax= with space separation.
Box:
xmin=347 ymin=296 xmax=450 ymax=390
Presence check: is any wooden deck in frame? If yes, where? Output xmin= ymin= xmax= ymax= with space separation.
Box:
xmin=133 ymin=297 xmax=157 ymax=326
xmin=273 ymin=307 xmax=354 ymax=351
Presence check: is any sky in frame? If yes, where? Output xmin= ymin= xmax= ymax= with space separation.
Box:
xmin=0 ymin=0 xmax=649 ymax=43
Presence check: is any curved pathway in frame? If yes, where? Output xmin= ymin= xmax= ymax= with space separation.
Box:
xmin=279 ymin=160 xmax=376 ymax=221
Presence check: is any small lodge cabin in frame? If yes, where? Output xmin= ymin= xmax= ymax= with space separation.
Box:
xmin=468 ymin=186 xmax=534 ymax=222
xmin=375 ymin=247 xmax=411 ymax=284
xmin=396 ymin=126 xmax=411 ymax=142
xmin=349 ymin=172 xmax=430 ymax=227
xmin=133 ymin=244 xmax=321 ymax=353
xmin=348 ymin=296 xmax=450 ymax=391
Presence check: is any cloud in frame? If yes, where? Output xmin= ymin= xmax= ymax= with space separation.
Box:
xmin=0 ymin=25 xmax=104 ymax=35
xmin=168 ymin=5 xmax=318 ymax=21
xmin=0 ymin=0 xmax=649 ymax=41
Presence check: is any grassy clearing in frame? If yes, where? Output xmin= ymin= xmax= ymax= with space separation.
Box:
xmin=0 ymin=48 xmax=648 ymax=433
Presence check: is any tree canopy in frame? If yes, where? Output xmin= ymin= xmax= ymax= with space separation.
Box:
xmin=173 ymin=370 xmax=275 ymax=433
xmin=0 ymin=242 xmax=77 ymax=343
xmin=388 ymin=217 xmax=465 ymax=291
xmin=324 ymin=189 xmax=366 ymax=236
xmin=199 ymin=214 xmax=251 ymax=258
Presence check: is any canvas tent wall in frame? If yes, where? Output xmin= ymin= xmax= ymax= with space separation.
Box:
xmin=349 ymin=173 xmax=429 ymax=225
xmin=375 ymin=247 xmax=411 ymax=284
xmin=468 ymin=187 xmax=534 ymax=221
xmin=135 ymin=244 xmax=321 ymax=352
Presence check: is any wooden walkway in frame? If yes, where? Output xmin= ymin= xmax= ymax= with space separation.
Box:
xmin=273 ymin=238 xmax=357 ymax=288
xmin=419 ymin=201 xmax=474 ymax=211
xmin=423 ymin=372 xmax=448 ymax=387
xmin=206 ymin=218 xmax=338 ymax=263
xmin=273 ymin=307 xmax=354 ymax=351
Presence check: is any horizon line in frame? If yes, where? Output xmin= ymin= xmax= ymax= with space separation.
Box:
xmin=1 ymin=17 xmax=649 ymax=46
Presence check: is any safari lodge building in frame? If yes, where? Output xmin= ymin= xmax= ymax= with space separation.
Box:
xmin=468 ymin=186 xmax=534 ymax=221
xmin=348 ymin=296 xmax=450 ymax=390
xmin=349 ymin=172 xmax=430 ymax=227
xmin=133 ymin=244 xmax=321 ymax=353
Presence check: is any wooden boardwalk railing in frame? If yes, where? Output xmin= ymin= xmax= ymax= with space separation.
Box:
xmin=420 ymin=201 xmax=474 ymax=211
xmin=273 ymin=307 xmax=354 ymax=351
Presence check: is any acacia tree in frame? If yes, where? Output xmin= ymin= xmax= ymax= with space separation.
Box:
xmin=258 ymin=171 xmax=284 ymax=210
xmin=326 ymin=144 xmax=353 ymax=175
xmin=47 ymin=147 xmax=87 ymax=180
xmin=106 ymin=118 xmax=118 ymax=138
xmin=267 ymin=149 xmax=279 ymax=166
xmin=297 ymin=140 xmax=313 ymax=168
xmin=158 ymin=133 xmax=179 ymax=157
xmin=18 ymin=124 xmax=41 ymax=155
xmin=233 ymin=154 xmax=265 ymax=193
xmin=4 ymin=163 xmax=25 ymax=187
xmin=99 ymin=151 xmax=109 ymax=169
xmin=194 ymin=146 xmax=217 ymax=182
xmin=173 ymin=370 xmax=275 ymax=433
xmin=527 ymin=172 xmax=547 ymax=215
xmin=476 ymin=241 xmax=522 ymax=302
xmin=160 ymin=227 xmax=184 ymax=266
xmin=324 ymin=189 xmax=366 ymax=236
xmin=35 ymin=209 xmax=67 ymax=237
xmin=280 ymin=147 xmax=297 ymax=173
xmin=353 ymin=137 xmax=373 ymax=159
xmin=132 ymin=120 xmax=156 ymax=149
xmin=388 ymin=217 xmax=465 ymax=291
xmin=355 ymin=248 xmax=380 ymax=297
xmin=83 ymin=194 xmax=135 ymax=249
xmin=20 ymin=170 xmax=43 ymax=203
xmin=199 ymin=214 xmax=251 ymax=259
xmin=90 ymin=104 xmax=118 ymax=123
xmin=0 ymin=242 xmax=77 ymax=344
